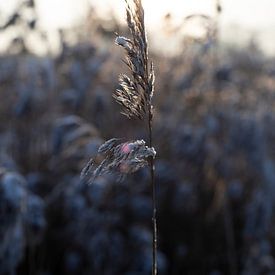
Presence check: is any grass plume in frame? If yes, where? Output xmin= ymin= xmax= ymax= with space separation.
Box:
xmin=81 ymin=1 xmax=158 ymax=273
xmin=116 ymin=1 xmax=158 ymax=274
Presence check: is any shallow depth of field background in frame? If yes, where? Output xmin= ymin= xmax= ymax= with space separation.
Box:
xmin=1 ymin=0 xmax=275 ymax=274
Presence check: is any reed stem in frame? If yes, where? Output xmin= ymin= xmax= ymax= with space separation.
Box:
xmin=148 ymin=107 xmax=157 ymax=275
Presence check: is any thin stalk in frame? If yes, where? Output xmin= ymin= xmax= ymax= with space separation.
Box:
xmin=148 ymin=107 xmax=157 ymax=275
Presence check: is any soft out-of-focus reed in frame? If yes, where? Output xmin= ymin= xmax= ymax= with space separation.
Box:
xmin=1 ymin=0 xmax=275 ymax=274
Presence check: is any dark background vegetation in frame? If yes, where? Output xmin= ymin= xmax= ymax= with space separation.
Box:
xmin=1 ymin=1 xmax=275 ymax=274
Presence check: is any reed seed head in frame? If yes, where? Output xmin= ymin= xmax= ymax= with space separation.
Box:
xmin=114 ymin=0 xmax=155 ymax=120
xmin=81 ymin=139 xmax=156 ymax=183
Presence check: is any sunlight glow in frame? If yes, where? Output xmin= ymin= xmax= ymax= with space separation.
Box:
xmin=36 ymin=0 xmax=88 ymax=29
xmin=33 ymin=0 xmax=275 ymax=31
xmin=1 ymin=0 xmax=274 ymax=55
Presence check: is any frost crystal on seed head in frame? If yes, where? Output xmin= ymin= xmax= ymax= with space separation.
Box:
xmin=115 ymin=36 xmax=132 ymax=49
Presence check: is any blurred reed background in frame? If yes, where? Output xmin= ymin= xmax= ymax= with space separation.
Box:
xmin=1 ymin=0 xmax=275 ymax=274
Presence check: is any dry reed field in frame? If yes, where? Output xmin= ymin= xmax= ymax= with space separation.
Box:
xmin=1 ymin=0 xmax=275 ymax=274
